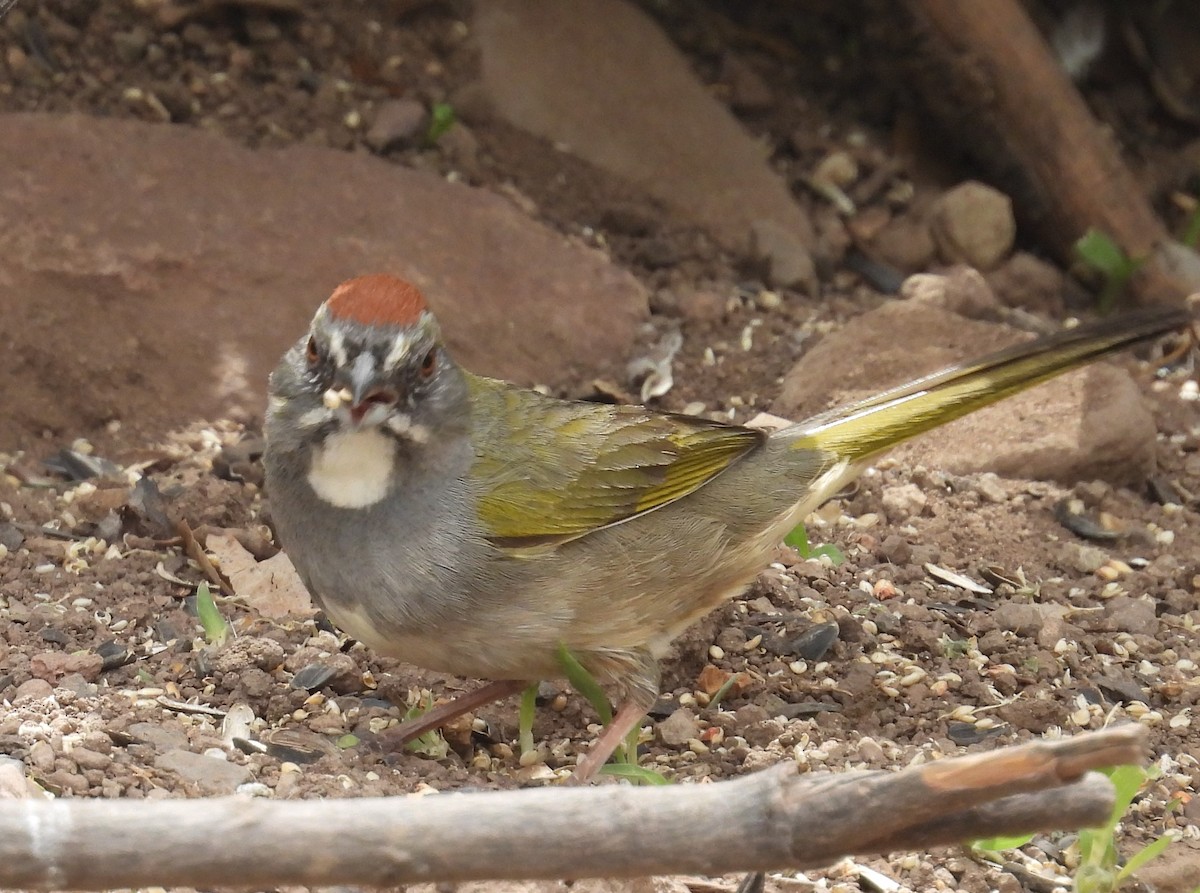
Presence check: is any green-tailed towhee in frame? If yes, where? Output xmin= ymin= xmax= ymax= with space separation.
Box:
xmin=263 ymin=274 xmax=1190 ymax=782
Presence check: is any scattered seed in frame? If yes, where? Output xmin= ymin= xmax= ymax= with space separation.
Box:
xmin=924 ymin=563 xmax=992 ymax=594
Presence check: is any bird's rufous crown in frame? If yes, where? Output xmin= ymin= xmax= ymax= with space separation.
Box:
xmin=325 ymin=274 xmax=428 ymax=327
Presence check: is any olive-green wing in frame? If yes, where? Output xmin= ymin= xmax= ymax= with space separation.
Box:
xmin=466 ymin=375 xmax=765 ymax=550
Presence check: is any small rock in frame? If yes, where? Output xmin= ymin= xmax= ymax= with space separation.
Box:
xmin=869 ymin=211 xmax=936 ymax=271
xmin=985 ymin=251 xmax=1071 ymax=316
xmin=0 ymin=756 xmax=36 ymax=798
xmin=742 ymin=717 xmax=786 ymax=748
xmin=129 ymin=722 xmax=190 ymax=752
xmin=930 ymin=181 xmax=1016 ymax=270
xmin=44 ymin=770 xmax=89 ymax=795
xmin=28 ymin=740 xmax=56 ymax=773
xmin=901 ymin=266 xmax=1001 ymax=318
xmin=996 ymin=698 xmax=1062 ymax=734
xmin=880 ymin=483 xmax=927 ymax=522
xmin=656 ymin=708 xmax=701 ymax=747
xmin=1104 ymin=596 xmax=1158 ymax=636
xmin=877 ymin=534 xmax=912 ymax=564
xmin=57 ymin=673 xmax=98 ymax=697
xmin=1036 ymin=616 xmax=1080 ymax=651
xmin=438 ymin=122 xmax=480 ymax=173
xmin=364 ymin=98 xmax=427 ymax=153
xmin=68 ymin=747 xmax=111 ymax=772
xmin=29 ymin=651 xmax=104 ymax=683
xmin=750 ymin=219 xmax=817 ymax=292
xmin=971 ymin=472 xmax=1008 ymax=504
xmin=1064 ymin=542 xmax=1109 ymax=574
xmin=12 ymin=678 xmax=54 ymax=703
xmin=1075 ymin=479 xmax=1112 ymax=506
xmin=1095 ymin=673 xmax=1149 ymax=705
xmin=319 ymin=653 xmax=362 ymax=695
xmin=0 ymin=521 xmax=24 ymax=551
xmin=991 ymin=601 xmax=1047 ymax=637
xmin=856 ymin=736 xmax=885 ymax=764
xmin=732 ymin=704 xmax=771 ymax=726
xmin=210 ymin=636 xmax=286 ymax=675
xmin=156 ymin=749 xmax=252 ymax=795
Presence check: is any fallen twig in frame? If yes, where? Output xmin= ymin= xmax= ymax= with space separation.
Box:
xmin=0 ymin=726 xmax=1144 ymax=890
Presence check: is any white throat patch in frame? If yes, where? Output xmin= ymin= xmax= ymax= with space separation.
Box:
xmin=307 ymin=428 xmax=396 ymax=508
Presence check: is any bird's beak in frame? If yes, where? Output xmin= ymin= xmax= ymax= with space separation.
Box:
xmin=348 ymin=354 xmax=378 ymax=411
xmin=342 ymin=353 xmax=397 ymax=427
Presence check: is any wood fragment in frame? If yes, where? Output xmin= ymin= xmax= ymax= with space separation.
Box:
xmin=175 ymin=518 xmax=233 ymax=597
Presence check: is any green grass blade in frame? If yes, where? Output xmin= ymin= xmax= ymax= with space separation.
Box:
xmin=970 ymin=832 xmax=1036 ymax=853
xmin=518 ymin=682 xmax=538 ymax=756
xmin=556 ymin=644 xmax=612 ymax=725
xmin=599 ymin=763 xmax=672 ymax=785
xmin=1115 ymin=834 xmax=1173 ymax=883
xmin=195 ymin=583 xmax=230 ymax=646
xmin=426 ymin=102 xmax=456 ymax=144
xmin=784 ymin=523 xmax=811 ymax=554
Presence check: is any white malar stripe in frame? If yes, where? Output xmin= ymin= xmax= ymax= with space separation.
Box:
xmin=386 ymin=412 xmax=430 ymax=444
xmin=307 ymin=428 xmax=396 ymax=508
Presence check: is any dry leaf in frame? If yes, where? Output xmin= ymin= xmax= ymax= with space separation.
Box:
xmin=206 ymin=533 xmax=314 ymax=619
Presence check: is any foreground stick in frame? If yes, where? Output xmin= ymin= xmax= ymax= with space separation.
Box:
xmin=0 ymin=727 xmax=1145 ymax=890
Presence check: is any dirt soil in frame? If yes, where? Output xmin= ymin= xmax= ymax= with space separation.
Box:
xmin=2 ymin=2 xmax=1200 ymax=893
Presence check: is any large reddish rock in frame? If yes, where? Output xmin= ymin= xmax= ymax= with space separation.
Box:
xmin=774 ymin=300 xmax=1160 ymax=485
xmin=473 ymin=0 xmax=816 ymax=286
xmin=0 ymin=114 xmax=646 ymax=452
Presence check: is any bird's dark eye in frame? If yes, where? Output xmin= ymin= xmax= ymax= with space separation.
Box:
xmin=305 ymin=336 xmax=320 ymax=365
xmin=420 ymin=348 xmax=437 ymax=378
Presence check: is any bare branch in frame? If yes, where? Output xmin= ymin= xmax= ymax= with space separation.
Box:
xmin=0 ymin=726 xmax=1144 ymax=890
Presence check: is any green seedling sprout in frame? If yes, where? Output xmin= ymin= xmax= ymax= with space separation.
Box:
xmin=1074 ymin=764 xmax=1176 ymax=893
xmin=970 ymin=831 xmax=1037 ymax=855
xmin=426 ymin=102 xmax=456 ymax=145
xmin=706 ymin=672 xmax=741 ymax=710
xmin=556 ymin=644 xmax=671 ymax=784
xmin=195 ymin=582 xmax=231 ymax=647
xmin=1074 ymin=228 xmax=1144 ymax=314
xmin=402 ymin=692 xmax=450 ymax=760
xmin=518 ymin=683 xmax=538 ymax=756
xmin=784 ymin=522 xmax=845 ymax=565
xmin=1180 ymin=199 xmax=1200 ymax=249
xmin=971 ymin=763 xmax=1179 ymax=893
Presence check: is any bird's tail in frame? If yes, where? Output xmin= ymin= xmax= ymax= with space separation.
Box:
xmin=782 ymin=306 xmax=1192 ymax=462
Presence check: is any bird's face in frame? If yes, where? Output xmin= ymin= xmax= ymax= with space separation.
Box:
xmin=267 ymin=275 xmax=469 ymax=508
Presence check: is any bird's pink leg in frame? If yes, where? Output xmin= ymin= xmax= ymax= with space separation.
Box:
xmin=378 ymin=679 xmax=527 ymax=748
xmin=571 ymin=699 xmax=649 ymax=783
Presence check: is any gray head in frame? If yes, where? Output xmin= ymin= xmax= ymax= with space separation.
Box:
xmin=266 ymin=274 xmax=469 ymax=508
